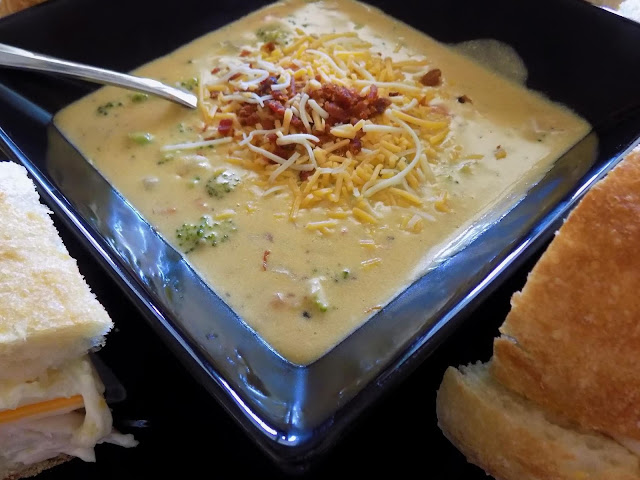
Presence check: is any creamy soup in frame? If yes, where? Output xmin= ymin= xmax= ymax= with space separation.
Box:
xmin=55 ymin=0 xmax=590 ymax=365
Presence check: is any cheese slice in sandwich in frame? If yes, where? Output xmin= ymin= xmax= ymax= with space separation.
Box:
xmin=0 ymin=162 xmax=136 ymax=479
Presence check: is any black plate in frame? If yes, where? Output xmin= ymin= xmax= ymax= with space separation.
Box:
xmin=1 ymin=0 xmax=640 ymax=472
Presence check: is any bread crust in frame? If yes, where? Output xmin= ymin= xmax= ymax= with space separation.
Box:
xmin=0 ymin=0 xmax=46 ymax=18
xmin=3 ymin=455 xmax=70 ymax=480
xmin=437 ymin=365 xmax=640 ymax=480
xmin=492 ymin=152 xmax=640 ymax=441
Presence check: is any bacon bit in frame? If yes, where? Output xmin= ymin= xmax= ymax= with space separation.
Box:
xmin=299 ymin=169 xmax=315 ymax=181
xmin=274 ymin=144 xmax=295 ymax=159
xmin=262 ymin=98 xmax=302 ymax=126
xmin=316 ymin=133 xmax=334 ymax=144
xmin=324 ymin=102 xmax=350 ymax=124
xmin=265 ymin=99 xmax=286 ymax=116
xmin=367 ymin=84 xmax=378 ymax=102
xmin=265 ymin=133 xmax=278 ymax=143
xmin=211 ymin=67 xmax=221 ymax=74
xmin=258 ymin=76 xmax=278 ymax=95
xmin=349 ymin=136 xmax=362 ymax=155
xmin=388 ymin=91 xmax=401 ymax=97
xmin=261 ymin=118 xmax=276 ymax=130
xmin=237 ymin=103 xmax=260 ymax=127
xmin=262 ymin=41 xmax=276 ymax=53
xmin=239 ymin=49 xmax=251 ymax=57
xmin=258 ymin=75 xmax=278 ymax=87
xmin=336 ymin=85 xmax=360 ymax=106
xmin=420 ymin=69 xmax=442 ymax=87
xmin=311 ymin=83 xmax=391 ymax=126
xmin=262 ymin=250 xmax=271 ymax=271
xmin=271 ymin=89 xmax=289 ymax=102
xmin=458 ymin=95 xmax=472 ymax=104
xmin=229 ymin=72 xmax=242 ymax=81
xmin=152 ymin=206 xmax=177 ymax=216
xmin=217 ymin=118 xmax=234 ymax=137
xmin=226 ymin=64 xmax=390 ymax=137
xmin=237 ymin=103 xmax=257 ymax=116
xmin=372 ymin=97 xmax=391 ymax=114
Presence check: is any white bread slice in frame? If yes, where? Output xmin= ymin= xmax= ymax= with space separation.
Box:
xmin=0 ymin=162 xmax=112 ymax=383
xmin=491 ymin=151 xmax=640 ymax=442
xmin=436 ymin=363 xmax=640 ymax=480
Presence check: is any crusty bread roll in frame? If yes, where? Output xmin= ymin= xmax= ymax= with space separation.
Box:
xmin=492 ymin=151 xmax=640 ymax=443
xmin=437 ymin=363 xmax=640 ymax=480
xmin=0 ymin=162 xmax=112 ymax=383
xmin=437 ymin=151 xmax=640 ymax=479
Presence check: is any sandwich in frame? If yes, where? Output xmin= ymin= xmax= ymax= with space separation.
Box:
xmin=436 ymin=150 xmax=640 ymax=479
xmin=0 ymin=161 xmax=136 ymax=479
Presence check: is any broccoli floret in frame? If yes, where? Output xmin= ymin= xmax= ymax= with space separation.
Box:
xmin=130 ymin=93 xmax=149 ymax=103
xmin=205 ymin=170 xmax=240 ymax=198
xmin=256 ymin=24 xmax=290 ymax=44
xmin=128 ymin=132 xmax=154 ymax=145
xmin=309 ymin=277 xmax=329 ymax=312
xmin=157 ymin=152 xmax=175 ymax=165
xmin=175 ymin=216 xmax=237 ymax=253
xmin=96 ymin=100 xmax=123 ymax=116
xmin=179 ymin=77 xmax=199 ymax=91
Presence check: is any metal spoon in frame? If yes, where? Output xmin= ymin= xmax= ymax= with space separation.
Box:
xmin=0 ymin=43 xmax=198 ymax=109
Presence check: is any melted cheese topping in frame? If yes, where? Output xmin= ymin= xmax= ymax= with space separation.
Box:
xmin=54 ymin=0 xmax=591 ymax=364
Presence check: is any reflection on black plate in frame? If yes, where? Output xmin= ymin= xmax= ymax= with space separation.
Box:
xmin=1 ymin=0 xmax=640 ymax=471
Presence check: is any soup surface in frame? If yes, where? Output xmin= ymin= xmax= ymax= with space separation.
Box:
xmin=55 ymin=0 xmax=590 ymax=365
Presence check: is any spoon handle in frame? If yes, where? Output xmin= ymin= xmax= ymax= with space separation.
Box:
xmin=0 ymin=43 xmax=197 ymax=108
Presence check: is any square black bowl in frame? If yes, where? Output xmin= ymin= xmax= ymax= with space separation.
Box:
xmin=1 ymin=0 xmax=640 ymax=471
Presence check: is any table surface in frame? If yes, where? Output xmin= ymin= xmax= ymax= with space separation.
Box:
xmin=1 ymin=1 xmax=639 ymax=479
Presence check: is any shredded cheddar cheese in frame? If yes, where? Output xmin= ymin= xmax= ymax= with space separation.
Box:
xmin=178 ymin=30 xmax=470 ymax=232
